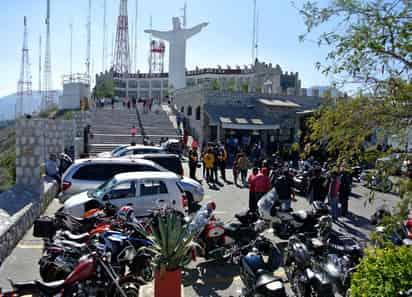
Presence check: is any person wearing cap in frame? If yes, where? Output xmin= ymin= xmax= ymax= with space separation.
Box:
xmin=203 ymin=148 xmax=215 ymax=184
xmin=188 ymin=144 xmax=199 ymax=180
xmin=217 ymin=145 xmax=228 ymax=182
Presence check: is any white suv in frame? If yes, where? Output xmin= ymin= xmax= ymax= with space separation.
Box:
xmin=96 ymin=145 xmax=165 ymax=158
xmin=63 ymin=172 xmax=185 ymax=217
xmin=60 ymin=158 xmax=204 ymax=205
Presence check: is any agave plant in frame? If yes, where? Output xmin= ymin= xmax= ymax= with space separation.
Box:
xmin=139 ymin=209 xmax=198 ymax=276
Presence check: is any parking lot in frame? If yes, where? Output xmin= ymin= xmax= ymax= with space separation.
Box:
xmin=0 ymin=162 xmax=401 ymax=296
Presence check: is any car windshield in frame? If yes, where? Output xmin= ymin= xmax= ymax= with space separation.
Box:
xmin=111 ymin=146 xmax=127 ymax=155
xmin=112 ymin=147 xmax=129 ymax=157
xmin=89 ymin=177 xmax=118 ymax=199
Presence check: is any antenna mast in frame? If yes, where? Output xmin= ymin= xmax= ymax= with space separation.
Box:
xmin=251 ymin=0 xmax=257 ymax=64
xmin=17 ymin=16 xmax=32 ymax=117
xmin=102 ymin=0 xmax=107 ymax=72
xmin=42 ymin=0 xmax=53 ymax=111
xmin=181 ymin=1 xmax=187 ymax=28
xmin=134 ymin=0 xmax=139 ymax=73
xmin=38 ymin=35 xmax=42 ymax=94
xmin=70 ymin=22 xmax=73 ymax=80
xmin=113 ymin=0 xmax=131 ymax=74
xmin=86 ymin=0 xmax=91 ymax=83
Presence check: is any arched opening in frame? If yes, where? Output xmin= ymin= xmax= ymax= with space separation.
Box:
xmin=187 ymin=105 xmax=192 ymax=116
xmin=180 ymin=106 xmax=184 ymax=113
xmin=195 ymin=106 xmax=201 ymax=120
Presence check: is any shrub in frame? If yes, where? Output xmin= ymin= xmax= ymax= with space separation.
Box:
xmin=350 ymin=246 xmax=412 ymax=297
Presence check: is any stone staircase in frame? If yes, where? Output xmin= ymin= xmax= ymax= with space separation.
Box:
xmin=137 ymin=105 xmax=179 ymax=145
xmin=89 ymin=107 xmax=142 ymax=155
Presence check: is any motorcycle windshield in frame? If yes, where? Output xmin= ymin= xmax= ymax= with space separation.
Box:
xmin=186 ymin=205 xmax=214 ymax=237
xmin=257 ymin=188 xmax=279 ymax=218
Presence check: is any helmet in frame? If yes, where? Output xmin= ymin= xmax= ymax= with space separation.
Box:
xmin=406 ymin=218 xmax=412 ymax=239
xmin=116 ymin=205 xmax=135 ymax=222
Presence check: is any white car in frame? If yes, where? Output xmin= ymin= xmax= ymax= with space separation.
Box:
xmin=60 ymin=158 xmax=204 ymax=205
xmin=63 ymin=172 xmax=186 ymax=217
xmin=96 ymin=145 xmax=165 ymax=158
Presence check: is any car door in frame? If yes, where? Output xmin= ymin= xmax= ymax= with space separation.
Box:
xmin=136 ymin=179 xmax=170 ymax=215
xmin=104 ymin=180 xmax=137 ymax=209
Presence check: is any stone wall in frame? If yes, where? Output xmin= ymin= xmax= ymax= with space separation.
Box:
xmin=0 ymin=181 xmax=57 ymax=265
xmin=15 ymin=118 xmax=76 ymax=192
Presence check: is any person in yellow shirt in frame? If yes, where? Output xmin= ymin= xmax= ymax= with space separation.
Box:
xmin=203 ymin=148 xmax=215 ymax=184
xmin=217 ymin=145 xmax=228 ymax=181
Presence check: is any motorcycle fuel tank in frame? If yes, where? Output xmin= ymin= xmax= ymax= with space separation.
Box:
xmin=65 ymin=256 xmax=96 ymax=285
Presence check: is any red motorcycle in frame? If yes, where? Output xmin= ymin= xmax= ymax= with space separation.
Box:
xmin=191 ymin=203 xmax=259 ymax=261
xmin=5 ymin=246 xmax=142 ymax=297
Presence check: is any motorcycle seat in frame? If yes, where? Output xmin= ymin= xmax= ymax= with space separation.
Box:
xmin=59 ymin=231 xmax=89 ymax=242
xmin=55 ymin=239 xmax=88 ymax=250
xmin=292 ymin=211 xmax=308 ymax=222
xmin=224 ymin=223 xmax=257 ymax=242
xmin=11 ymin=280 xmax=65 ymax=295
xmin=255 ymin=271 xmax=283 ymax=288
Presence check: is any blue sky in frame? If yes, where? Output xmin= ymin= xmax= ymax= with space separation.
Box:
xmin=0 ymin=0 xmax=334 ymax=98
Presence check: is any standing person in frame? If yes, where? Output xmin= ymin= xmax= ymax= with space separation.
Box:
xmin=237 ymin=153 xmax=250 ymax=186
xmin=188 ymin=144 xmax=199 ymax=180
xmin=127 ymin=99 xmax=131 ymax=110
xmin=248 ymin=167 xmax=259 ymax=211
xmin=233 ymin=153 xmax=241 ymax=186
xmin=45 ymin=154 xmax=61 ymax=192
xmin=130 ymin=125 xmax=137 ymax=145
xmin=203 ymin=148 xmax=215 ymax=184
xmin=176 ymin=113 xmax=182 ymax=130
xmin=252 ymin=167 xmax=271 ymax=207
xmin=211 ymin=145 xmax=219 ymax=184
xmin=308 ymin=167 xmax=327 ymax=202
xmin=111 ymin=97 xmax=115 ymax=109
xmin=339 ymin=165 xmax=352 ymax=217
xmin=274 ymin=170 xmax=295 ymax=211
xmin=328 ymin=169 xmax=341 ymax=220
xmin=217 ymin=145 xmax=228 ymax=181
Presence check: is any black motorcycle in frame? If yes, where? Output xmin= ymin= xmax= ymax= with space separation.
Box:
xmin=258 ymin=189 xmax=329 ymax=239
xmin=284 ymin=235 xmax=334 ymax=297
xmin=238 ymin=237 xmax=287 ymax=297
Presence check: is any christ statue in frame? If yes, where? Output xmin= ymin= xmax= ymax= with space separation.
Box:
xmin=145 ymin=17 xmax=208 ymax=90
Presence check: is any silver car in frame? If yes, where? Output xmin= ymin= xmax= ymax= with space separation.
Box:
xmin=96 ymin=145 xmax=166 ymax=158
xmin=60 ymin=158 xmax=204 ymax=205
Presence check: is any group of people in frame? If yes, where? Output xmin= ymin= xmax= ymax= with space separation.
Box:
xmin=188 ymin=143 xmax=228 ymax=184
xmin=307 ymin=164 xmax=352 ymax=219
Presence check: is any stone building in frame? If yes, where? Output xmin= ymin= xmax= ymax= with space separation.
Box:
xmin=95 ymin=59 xmax=302 ymax=101
xmin=174 ymin=87 xmax=322 ymax=153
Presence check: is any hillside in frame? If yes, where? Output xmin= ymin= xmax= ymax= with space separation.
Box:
xmin=0 ymin=91 xmax=61 ymax=121
xmin=0 ymin=123 xmax=16 ymax=192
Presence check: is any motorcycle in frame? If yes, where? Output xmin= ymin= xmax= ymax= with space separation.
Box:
xmin=258 ymin=189 xmax=329 ymax=239
xmin=292 ymin=169 xmax=311 ymax=194
xmin=189 ymin=202 xmax=260 ymax=261
xmin=374 ymin=219 xmax=412 ymax=247
xmin=238 ymin=237 xmax=287 ymax=297
xmin=7 ymin=245 xmax=143 ymax=297
xmin=284 ymin=235 xmax=334 ymax=297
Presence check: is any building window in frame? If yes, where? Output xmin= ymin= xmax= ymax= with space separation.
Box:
xmin=180 ymin=106 xmax=184 ymax=113
xmin=187 ymin=106 xmax=192 ymax=116
xmin=195 ymin=106 xmax=201 ymax=120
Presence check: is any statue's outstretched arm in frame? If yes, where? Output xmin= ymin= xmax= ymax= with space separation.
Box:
xmin=184 ymin=22 xmax=209 ymax=39
xmin=144 ymin=29 xmax=172 ymax=40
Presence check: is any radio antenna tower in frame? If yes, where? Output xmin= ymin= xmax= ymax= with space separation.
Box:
xmin=251 ymin=0 xmax=258 ymax=64
xmin=38 ymin=35 xmax=42 ymax=94
xmin=102 ymin=0 xmax=107 ymax=72
xmin=17 ymin=16 xmax=32 ymax=117
xmin=149 ymin=40 xmax=165 ymax=74
xmin=42 ymin=0 xmax=53 ymax=111
xmin=86 ymin=0 xmax=92 ymax=82
xmin=70 ymin=22 xmax=73 ymax=80
xmin=113 ymin=0 xmax=131 ymax=74
xmin=134 ymin=0 xmax=139 ymax=73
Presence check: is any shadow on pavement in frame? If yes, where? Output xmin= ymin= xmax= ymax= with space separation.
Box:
xmin=183 ymin=260 xmax=239 ymax=297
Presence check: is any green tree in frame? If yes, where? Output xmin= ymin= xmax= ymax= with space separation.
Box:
xmin=350 ymin=246 xmax=412 ymax=297
xmin=228 ymin=79 xmax=237 ymax=92
xmin=298 ymin=0 xmax=412 ymax=266
xmin=211 ymin=79 xmax=221 ymax=90
xmin=95 ymin=79 xmax=115 ymax=98
xmin=241 ymin=82 xmax=249 ymax=93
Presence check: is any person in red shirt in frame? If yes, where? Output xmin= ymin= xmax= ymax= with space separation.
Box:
xmin=248 ymin=168 xmax=259 ymax=212
xmin=252 ymin=167 xmax=271 ymax=208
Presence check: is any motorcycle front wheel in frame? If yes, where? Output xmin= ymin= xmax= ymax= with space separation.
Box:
xmin=113 ymin=283 xmax=140 ymax=297
xmin=291 ymin=272 xmax=334 ymax=297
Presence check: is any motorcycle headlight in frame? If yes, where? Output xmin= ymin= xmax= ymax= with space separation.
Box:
xmin=264 ymin=281 xmax=284 ymax=292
